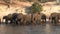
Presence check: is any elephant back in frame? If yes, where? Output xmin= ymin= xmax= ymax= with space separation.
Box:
xmin=12 ymin=13 xmax=18 ymax=19
xmin=24 ymin=14 xmax=31 ymax=21
xmin=7 ymin=14 xmax=12 ymax=19
xmin=17 ymin=13 xmax=24 ymax=20
xmin=40 ymin=13 xmax=46 ymax=19
xmin=3 ymin=16 xmax=8 ymax=19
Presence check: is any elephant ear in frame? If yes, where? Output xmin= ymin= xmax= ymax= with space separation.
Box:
xmin=3 ymin=16 xmax=8 ymax=19
xmin=7 ymin=14 xmax=12 ymax=18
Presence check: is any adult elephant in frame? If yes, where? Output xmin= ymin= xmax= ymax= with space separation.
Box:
xmin=31 ymin=13 xmax=41 ymax=25
xmin=54 ymin=13 xmax=60 ymax=24
xmin=49 ymin=13 xmax=59 ymax=24
xmin=3 ymin=14 xmax=12 ymax=24
xmin=16 ymin=13 xmax=24 ymax=25
xmin=11 ymin=13 xmax=18 ymax=24
xmin=23 ymin=14 xmax=31 ymax=25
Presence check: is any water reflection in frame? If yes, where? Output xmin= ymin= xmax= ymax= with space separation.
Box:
xmin=0 ymin=24 xmax=60 ymax=34
xmin=45 ymin=23 xmax=51 ymax=34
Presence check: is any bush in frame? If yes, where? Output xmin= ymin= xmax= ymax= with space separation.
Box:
xmin=30 ymin=2 xmax=43 ymax=14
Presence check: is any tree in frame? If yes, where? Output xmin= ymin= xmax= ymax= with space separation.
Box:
xmin=30 ymin=2 xmax=43 ymax=23
xmin=27 ymin=0 xmax=34 ymax=2
xmin=3 ymin=0 xmax=10 ymax=8
xmin=30 ymin=2 xmax=43 ymax=14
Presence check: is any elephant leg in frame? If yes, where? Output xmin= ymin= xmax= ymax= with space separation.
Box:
xmin=26 ymin=21 xmax=29 ymax=25
xmin=23 ymin=20 xmax=27 ymax=25
xmin=15 ymin=21 xmax=18 ymax=24
xmin=10 ymin=20 xmax=12 ymax=24
xmin=51 ymin=20 xmax=53 ymax=24
xmin=42 ymin=19 xmax=45 ymax=24
xmin=20 ymin=19 xmax=24 ymax=25
xmin=54 ymin=21 xmax=57 ymax=24
xmin=10 ymin=20 xmax=14 ymax=24
xmin=13 ymin=20 xmax=17 ymax=24
xmin=5 ymin=20 xmax=8 ymax=24
xmin=53 ymin=20 xmax=56 ymax=24
xmin=32 ymin=20 xmax=35 ymax=25
xmin=52 ymin=20 xmax=55 ymax=24
xmin=45 ymin=19 xmax=46 ymax=23
xmin=43 ymin=19 xmax=45 ymax=23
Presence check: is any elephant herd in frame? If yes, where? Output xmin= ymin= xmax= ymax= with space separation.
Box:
xmin=2 ymin=13 xmax=60 ymax=25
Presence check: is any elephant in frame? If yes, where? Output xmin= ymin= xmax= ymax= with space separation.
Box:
xmin=16 ymin=13 xmax=24 ymax=25
xmin=10 ymin=13 xmax=19 ymax=24
xmin=31 ymin=13 xmax=41 ymax=25
xmin=3 ymin=13 xmax=18 ymax=24
xmin=40 ymin=13 xmax=46 ymax=23
xmin=23 ymin=14 xmax=31 ymax=25
xmin=3 ymin=14 xmax=12 ymax=24
xmin=54 ymin=13 xmax=60 ymax=24
xmin=49 ymin=13 xmax=59 ymax=24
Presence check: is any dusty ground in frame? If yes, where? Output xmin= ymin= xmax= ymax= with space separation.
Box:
xmin=41 ymin=1 xmax=60 ymax=18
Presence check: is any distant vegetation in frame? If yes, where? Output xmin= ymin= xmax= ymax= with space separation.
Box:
xmin=30 ymin=2 xmax=43 ymax=14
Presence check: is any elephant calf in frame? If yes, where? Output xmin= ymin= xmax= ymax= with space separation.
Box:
xmin=40 ymin=13 xmax=46 ymax=23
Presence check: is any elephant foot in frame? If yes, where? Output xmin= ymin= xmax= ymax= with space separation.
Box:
xmin=15 ymin=22 xmax=18 ymax=24
xmin=20 ymin=23 xmax=23 ymax=25
xmin=5 ymin=22 xmax=8 ymax=24
xmin=26 ymin=22 xmax=31 ymax=25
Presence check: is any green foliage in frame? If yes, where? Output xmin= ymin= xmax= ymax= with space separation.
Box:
xmin=27 ymin=0 xmax=34 ymax=2
xmin=30 ymin=2 xmax=43 ymax=14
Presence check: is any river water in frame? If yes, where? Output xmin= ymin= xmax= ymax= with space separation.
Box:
xmin=0 ymin=23 xmax=60 ymax=34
